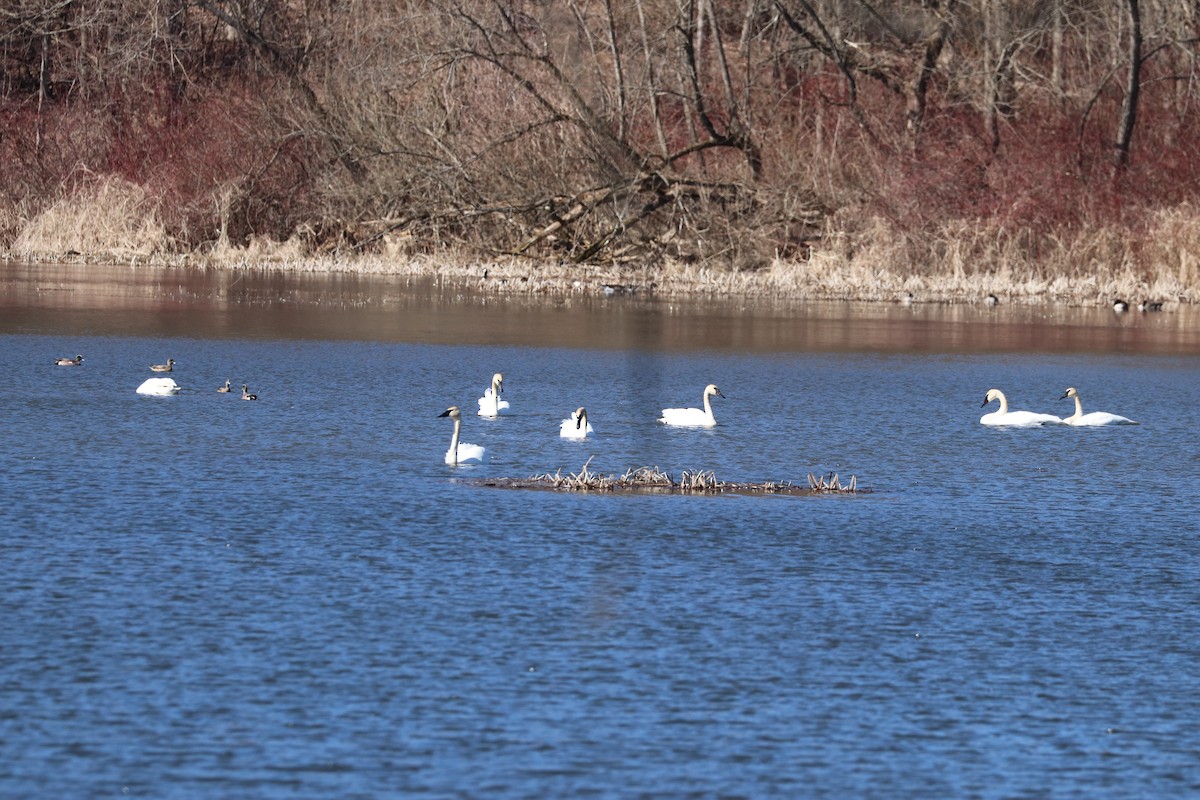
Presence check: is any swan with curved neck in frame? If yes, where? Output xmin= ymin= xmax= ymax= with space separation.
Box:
xmin=560 ymin=407 xmax=594 ymax=439
xmin=660 ymin=384 xmax=725 ymax=427
xmin=1060 ymin=387 xmax=1137 ymax=426
xmin=477 ymin=372 xmax=510 ymax=417
xmin=440 ymin=405 xmax=487 ymax=465
xmin=980 ymin=388 xmax=1063 ymax=426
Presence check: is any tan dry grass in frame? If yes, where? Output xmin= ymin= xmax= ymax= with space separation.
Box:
xmin=5 ymin=203 xmax=1199 ymax=307
xmin=12 ymin=176 xmax=170 ymax=258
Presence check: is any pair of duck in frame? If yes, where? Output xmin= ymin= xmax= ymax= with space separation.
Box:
xmin=981 ymin=388 xmax=1136 ymax=426
xmin=55 ymin=355 xmax=176 ymax=371
xmin=440 ymin=381 xmax=726 ymax=465
xmin=216 ymin=380 xmax=258 ymax=400
xmin=1113 ymin=299 xmax=1164 ymax=313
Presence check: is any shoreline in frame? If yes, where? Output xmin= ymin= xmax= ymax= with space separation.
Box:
xmin=3 ymin=248 xmax=1195 ymax=310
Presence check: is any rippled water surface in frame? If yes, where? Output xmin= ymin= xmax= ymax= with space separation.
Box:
xmin=3 ymin=264 xmax=1200 ymax=798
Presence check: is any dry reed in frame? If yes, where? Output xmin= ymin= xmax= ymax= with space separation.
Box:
xmin=5 ymin=208 xmax=1198 ymax=307
xmin=12 ymin=176 xmax=170 ymax=258
xmin=494 ymin=463 xmax=866 ymax=496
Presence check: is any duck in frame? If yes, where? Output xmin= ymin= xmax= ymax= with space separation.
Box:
xmin=477 ymin=372 xmax=510 ymax=417
xmin=55 ymin=355 xmax=84 ymax=366
xmin=1138 ymin=300 xmax=1163 ymax=312
xmin=439 ymin=405 xmax=487 ymax=465
xmin=1059 ymin=387 xmax=1137 ymax=426
xmin=1113 ymin=299 xmax=1129 ymax=313
xmin=979 ymin=389 xmax=1064 ymax=426
xmin=984 ymin=294 xmax=999 ymax=307
xmin=241 ymin=384 xmax=258 ymax=401
xmin=150 ymin=358 xmax=175 ymax=372
xmin=217 ymin=379 xmax=232 ymax=393
xmin=660 ymin=384 xmax=725 ymax=427
xmin=559 ymin=407 xmax=595 ymax=439
xmin=135 ymin=377 xmax=180 ymax=396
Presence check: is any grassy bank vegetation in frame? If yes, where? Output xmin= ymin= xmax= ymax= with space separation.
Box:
xmin=3 ymin=2 xmax=1199 ymax=305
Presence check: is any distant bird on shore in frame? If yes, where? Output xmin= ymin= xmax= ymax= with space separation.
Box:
xmin=55 ymin=355 xmax=84 ymax=366
xmin=241 ymin=384 xmax=258 ymax=401
xmin=1138 ymin=300 xmax=1163 ymax=312
xmin=1113 ymin=299 xmax=1129 ymax=313
xmin=984 ymin=294 xmax=999 ymax=307
xmin=217 ymin=379 xmax=232 ymax=393
xmin=150 ymin=358 xmax=175 ymax=372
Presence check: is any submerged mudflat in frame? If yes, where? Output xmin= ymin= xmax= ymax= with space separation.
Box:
xmin=4 ymin=260 xmax=1199 ymax=354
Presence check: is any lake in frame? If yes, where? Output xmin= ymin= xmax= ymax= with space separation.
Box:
xmin=2 ymin=263 xmax=1199 ymax=798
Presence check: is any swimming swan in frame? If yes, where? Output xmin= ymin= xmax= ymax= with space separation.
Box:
xmin=55 ymin=355 xmax=84 ymax=366
xmin=660 ymin=384 xmax=725 ymax=427
xmin=1060 ymin=387 xmax=1137 ymax=426
xmin=477 ymin=372 xmax=510 ymax=417
xmin=150 ymin=358 xmax=175 ymax=372
xmin=980 ymin=389 xmax=1063 ymax=426
xmin=560 ymin=407 xmax=595 ymax=439
xmin=136 ymin=377 xmax=180 ymax=396
xmin=439 ymin=405 xmax=487 ymax=465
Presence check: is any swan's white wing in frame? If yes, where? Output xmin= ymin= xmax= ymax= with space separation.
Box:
xmin=447 ymin=443 xmax=487 ymax=464
xmin=136 ymin=377 xmax=180 ymax=395
xmin=1066 ymin=412 xmax=1138 ymax=426
xmin=660 ymin=407 xmax=715 ymax=427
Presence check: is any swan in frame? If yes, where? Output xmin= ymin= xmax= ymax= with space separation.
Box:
xmin=150 ymin=358 xmax=175 ymax=372
xmin=477 ymin=372 xmax=510 ymax=417
xmin=55 ymin=355 xmax=84 ymax=366
xmin=1060 ymin=387 xmax=1137 ymax=426
xmin=217 ymin=379 xmax=232 ymax=393
xmin=559 ymin=407 xmax=595 ymax=439
xmin=136 ymin=377 xmax=180 ymax=396
xmin=980 ymin=388 xmax=1063 ymax=426
xmin=241 ymin=384 xmax=258 ymax=401
xmin=660 ymin=384 xmax=725 ymax=427
xmin=439 ymin=406 xmax=487 ymax=465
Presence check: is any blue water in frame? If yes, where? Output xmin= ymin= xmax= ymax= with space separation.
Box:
xmin=2 ymin=331 xmax=1199 ymax=798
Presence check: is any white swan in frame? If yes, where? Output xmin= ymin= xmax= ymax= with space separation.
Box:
xmin=559 ymin=407 xmax=595 ymax=439
xmin=477 ymin=372 xmax=511 ymax=417
xmin=1060 ymin=387 xmax=1137 ymax=426
xmin=980 ymin=388 xmax=1063 ymax=426
xmin=136 ymin=377 xmax=180 ymax=396
xmin=660 ymin=384 xmax=725 ymax=427
xmin=439 ymin=405 xmax=487 ymax=465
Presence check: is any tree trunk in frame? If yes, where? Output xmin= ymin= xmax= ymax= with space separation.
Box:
xmin=1115 ymin=0 xmax=1141 ymax=169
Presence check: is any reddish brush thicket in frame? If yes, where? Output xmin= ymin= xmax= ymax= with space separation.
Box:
xmin=2 ymin=1 xmax=1199 ymax=283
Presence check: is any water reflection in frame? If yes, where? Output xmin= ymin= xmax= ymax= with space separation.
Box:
xmin=3 ymin=261 xmax=1198 ymax=354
